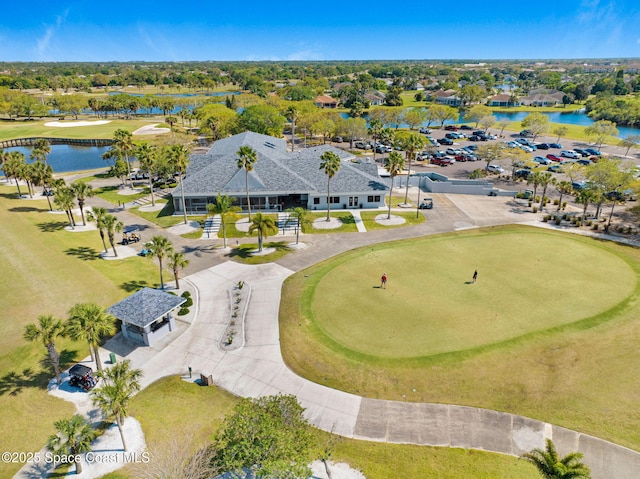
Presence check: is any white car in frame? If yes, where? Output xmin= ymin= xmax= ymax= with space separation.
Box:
xmin=561 ymin=150 xmax=580 ymax=159
xmin=487 ymin=164 xmax=506 ymax=174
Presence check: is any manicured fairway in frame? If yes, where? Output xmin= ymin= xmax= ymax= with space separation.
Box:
xmin=309 ymin=229 xmax=635 ymax=358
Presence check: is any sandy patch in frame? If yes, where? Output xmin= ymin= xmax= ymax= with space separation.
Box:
xmin=118 ymin=187 xmax=145 ymax=196
xmin=65 ymin=222 xmax=97 ymax=232
xmin=167 ymin=220 xmax=201 ymax=235
xmin=313 ymin=217 xmax=343 ymax=229
xmin=139 ymin=203 xmax=166 ymax=212
xmin=44 ymin=120 xmax=111 ymax=127
xmin=235 ymin=217 xmax=251 ymax=232
xmin=374 ymin=214 xmax=406 ymax=226
xmin=100 ymin=245 xmax=139 ymax=260
xmin=133 ymin=124 xmax=171 ymax=135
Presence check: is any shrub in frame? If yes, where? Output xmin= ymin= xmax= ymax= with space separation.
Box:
xmin=181 ymin=291 xmax=191 ymax=298
xmin=555 ymin=218 xmax=562 ymax=225
xmin=178 ymin=306 xmax=189 ymax=316
xmin=593 ymin=224 xmax=599 ymax=230
xmin=562 ymin=202 xmax=567 ymax=209
xmin=182 ymin=297 xmax=193 ymax=308
xmin=532 ymin=206 xmax=538 ymax=213
xmin=553 ymin=199 xmax=559 ymax=205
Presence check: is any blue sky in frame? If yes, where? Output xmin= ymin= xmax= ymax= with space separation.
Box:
xmin=1 ymin=0 xmax=639 ymax=62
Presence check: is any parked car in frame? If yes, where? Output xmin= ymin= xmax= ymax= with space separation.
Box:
xmin=464 ymin=144 xmax=478 ymax=151
xmin=445 ymin=133 xmax=458 ymax=139
xmin=355 ymin=141 xmax=372 ymax=149
xmin=520 ymin=130 xmax=534 ymax=137
xmin=516 ymin=138 xmax=533 ymax=146
xmin=576 ymin=159 xmax=593 ymax=166
xmin=535 ymin=143 xmax=550 ymax=150
xmin=418 ymin=127 xmax=432 ymax=134
xmin=460 ymin=125 xmax=473 ymax=130
xmin=573 ymin=148 xmax=590 ymax=157
xmin=548 ymin=143 xmax=562 ymax=149
xmin=547 ymin=164 xmax=563 ymax=173
xmin=533 ymin=156 xmax=551 ymax=165
xmin=431 ymin=157 xmax=455 ymax=166
xmin=561 ymin=150 xmax=580 ymax=159
xmin=514 ymin=169 xmax=532 ymax=179
xmin=468 ymin=135 xmax=482 ymax=142
xmin=519 ymin=144 xmax=534 ymax=153
xmin=437 ymin=138 xmax=454 ymax=145
xmin=572 ymin=181 xmax=587 ymax=191
xmin=444 ymin=125 xmax=459 ymax=131
xmin=446 ymin=147 xmax=462 ymax=155
xmin=585 ymin=148 xmax=601 ymax=156
xmin=487 ymin=164 xmax=506 ymax=174
xmin=546 ymin=154 xmax=563 ymax=162
xmin=332 ymin=136 xmax=343 ymax=143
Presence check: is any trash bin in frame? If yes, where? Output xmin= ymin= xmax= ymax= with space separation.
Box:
xmin=109 ymin=353 xmax=117 ymax=364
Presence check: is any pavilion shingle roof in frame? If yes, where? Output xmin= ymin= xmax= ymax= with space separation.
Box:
xmin=108 ymin=288 xmax=186 ymax=328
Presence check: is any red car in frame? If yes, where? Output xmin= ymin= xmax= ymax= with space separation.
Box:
xmin=431 ymin=157 xmax=455 ymax=166
xmin=444 ymin=125 xmax=459 ymax=131
xmin=546 ymin=154 xmax=563 ymax=162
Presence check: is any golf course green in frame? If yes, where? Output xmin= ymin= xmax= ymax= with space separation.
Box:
xmin=307 ymin=228 xmax=636 ymax=359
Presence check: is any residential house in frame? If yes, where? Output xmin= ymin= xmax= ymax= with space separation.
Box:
xmin=315 ymin=95 xmax=339 ymax=108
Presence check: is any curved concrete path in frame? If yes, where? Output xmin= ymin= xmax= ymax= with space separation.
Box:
xmin=135 ymin=261 xmax=640 ymax=479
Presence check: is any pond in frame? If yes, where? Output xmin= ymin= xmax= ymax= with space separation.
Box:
xmin=3 ymin=145 xmax=111 ymax=174
xmin=340 ymin=109 xmax=640 ymax=139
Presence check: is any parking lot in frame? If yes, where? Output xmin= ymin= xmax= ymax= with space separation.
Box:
xmin=335 ymin=125 xmax=640 ymax=197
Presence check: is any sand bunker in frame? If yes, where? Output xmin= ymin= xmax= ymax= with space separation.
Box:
xmin=44 ymin=120 xmax=111 ymax=127
xmin=133 ymin=124 xmax=171 ymax=135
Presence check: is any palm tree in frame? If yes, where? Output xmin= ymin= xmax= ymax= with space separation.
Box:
xmin=53 ymin=186 xmax=77 ymax=229
xmin=31 ymin=138 xmax=51 ymax=164
xmin=87 ymin=206 xmax=110 ymax=253
xmin=112 ymin=129 xmax=134 ymax=187
xmin=522 ymin=439 xmax=591 ymax=479
xmin=103 ymin=214 xmax=124 ymax=257
xmin=67 ymin=303 xmax=116 ymax=372
xmin=91 ymin=360 xmax=143 ymax=452
xmin=556 ymin=181 xmax=573 ymax=211
xmin=319 ymin=151 xmax=341 ymax=221
xmin=148 ymin=235 xmax=174 ymax=289
xmin=287 ymin=206 xmax=312 ymax=244
xmin=286 ymin=105 xmax=299 ymax=152
xmin=47 ymin=415 xmax=96 ymax=475
xmin=135 ymin=143 xmax=158 ymax=206
xmin=167 ymin=143 xmax=191 ymax=224
xmin=207 ymin=193 xmax=241 ymax=248
xmin=236 ymin=146 xmax=258 ymax=220
xmin=401 ymin=133 xmax=426 ymax=205
xmin=71 ymin=181 xmax=95 ymax=226
xmin=1 ymin=151 xmax=27 ymax=197
xmin=576 ymin=188 xmax=596 ymax=221
xmin=368 ymin=118 xmax=384 ymax=164
xmin=29 ymin=160 xmax=54 ymax=210
xmin=538 ymin=172 xmax=556 ymax=211
xmin=385 ymin=151 xmax=406 ymax=220
xmin=168 ymin=251 xmax=189 ymax=289
xmin=23 ymin=315 xmax=66 ymax=385
xmin=527 ymin=171 xmax=545 ymax=206
xmin=248 ymin=213 xmax=278 ymax=252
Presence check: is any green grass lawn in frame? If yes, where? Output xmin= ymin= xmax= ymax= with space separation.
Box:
xmin=360 ymin=210 xmax=425 ymax=230
xmin=0 ymin=186 xmax=160 ymax=477
xmin=305 ymin=211 xmax=358 ymax=234
xmin=102 ymin=376 xmax=536 ymax=479
xmin=280 ymin=225 xmax=640 ymax=451
xmin=0 ymin=118 xmax=163 ymax=141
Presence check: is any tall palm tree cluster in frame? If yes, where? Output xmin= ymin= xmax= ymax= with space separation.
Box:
xmin=143 ymin=234 xmax=189 ymax=290
xmin=25 ymin=306 xmax=143 ymax=473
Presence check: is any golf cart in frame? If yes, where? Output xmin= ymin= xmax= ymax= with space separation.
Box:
xmin=121 ymin=227 xmax=141 ymax=245
xmin=68 ymin=364 xmax=98 ymax=391
xmin=419 ymin=198 xmax=434 ymax=209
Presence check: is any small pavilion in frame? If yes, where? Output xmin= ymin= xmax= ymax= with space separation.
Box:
xmin=108 ymin=288 xmax=186 ymax=347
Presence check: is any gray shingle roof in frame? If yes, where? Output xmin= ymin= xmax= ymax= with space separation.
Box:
xmin=108 ymin=288 xmax=186 ymax=328
xmin=175 ymin=132 xmax=388 ymax=198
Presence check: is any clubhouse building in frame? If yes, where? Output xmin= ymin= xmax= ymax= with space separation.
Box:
xmin=172 ymin=131 xmax=388 ymax=214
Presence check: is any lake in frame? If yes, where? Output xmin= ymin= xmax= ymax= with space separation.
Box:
xmin=3 ymin=145 xmax=111 ymax=174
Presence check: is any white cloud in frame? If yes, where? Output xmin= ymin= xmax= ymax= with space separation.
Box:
xmin=36 ymin=9 xmax=69 ymax=57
